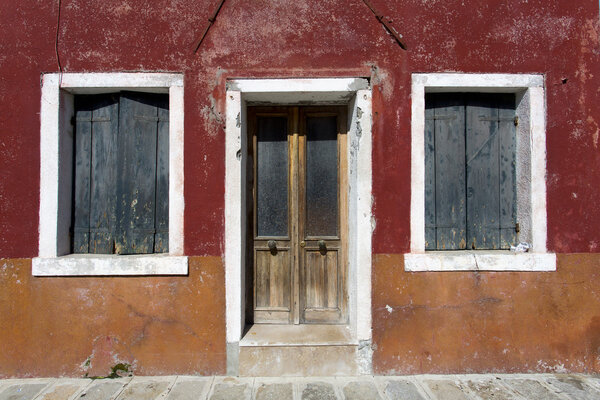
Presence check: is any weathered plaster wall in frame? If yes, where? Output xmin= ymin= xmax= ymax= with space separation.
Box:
xmin=373 ymin=253 xmax=600 ymax=374
xmin=0 ymin=0 xmax=595 ymax=257
xmin=0 ymin=257 xmax=225 ymax=378
xmin=0 ymin=0 xmax=599 ymax=376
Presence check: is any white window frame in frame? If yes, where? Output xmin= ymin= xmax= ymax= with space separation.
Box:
xmin=33 ymin=73 xmax=187 ymax=276
xmin=406 ymin=73 xmax=556 ymax=271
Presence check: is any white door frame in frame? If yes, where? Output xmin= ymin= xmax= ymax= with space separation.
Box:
xmin=224 ymin=78 xmax=373 ymax=370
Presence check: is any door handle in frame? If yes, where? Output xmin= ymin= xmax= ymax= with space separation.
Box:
xmin=268 ymin=240 xmax=277 ymax=255
xmin=318 ymin=240 xmax=327 ymax=255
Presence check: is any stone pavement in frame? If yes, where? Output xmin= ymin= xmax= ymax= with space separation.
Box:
xmin=0 ymin=374 xmax=599 ymax=400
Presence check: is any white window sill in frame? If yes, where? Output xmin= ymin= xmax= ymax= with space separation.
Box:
xmin=404 ymin=251 xmax=556 ymax=272
xmin=32 ymin=254 xmax=188 ymax=276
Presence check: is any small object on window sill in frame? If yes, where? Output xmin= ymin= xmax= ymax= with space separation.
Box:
xmin=510 ymin=242 xmax=530 ymax=252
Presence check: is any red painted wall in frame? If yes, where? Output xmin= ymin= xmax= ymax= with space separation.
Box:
xmin=0 ymin=0 xmax=599 ymax=376
xmin=0 ymin=0 xmax=597 ymax=257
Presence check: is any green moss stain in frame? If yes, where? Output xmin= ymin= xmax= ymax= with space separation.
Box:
xmin=84 ymin=363 xmax=133 ymax=379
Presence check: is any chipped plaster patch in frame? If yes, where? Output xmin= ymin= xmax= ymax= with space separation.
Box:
xmin=490 ymin=15 xmax=575 ymax=48
xmin=81 ymin=336 xmax=137 ymax=378
xmin=536 ymin=360 xmax=568 ymax=373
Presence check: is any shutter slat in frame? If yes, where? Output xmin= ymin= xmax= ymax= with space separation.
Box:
xmin=424 ymin=101 xmax=436 ymax=250
xmin=89 ymin=96 xmax=119 ymax=253
xmin=154 ymin=99 xmax=169 ymax=253
xmin=72 ymin=99 xmax=93 ymax=253
xmin=433 ymin=94 xmax=467 ymax=250
xmin=498 ymin=95 xmax=517 ymax=248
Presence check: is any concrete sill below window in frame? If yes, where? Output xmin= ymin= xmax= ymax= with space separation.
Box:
xmin=404 ymin=251 xmax=556 ymax=272
xmin=32 ymin=254 xmax=188 ymax=276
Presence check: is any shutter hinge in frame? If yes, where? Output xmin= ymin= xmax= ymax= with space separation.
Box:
xmin=514 ymin=116 xmax=519 ymax=126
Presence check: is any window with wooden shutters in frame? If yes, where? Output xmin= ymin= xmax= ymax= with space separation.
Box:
xmin=425 ymin=93 xmax=517 ymax=250
xmin=72 ymin=92 xmax=169 ymax=255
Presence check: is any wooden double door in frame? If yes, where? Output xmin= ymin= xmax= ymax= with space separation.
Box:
xmin=249 ymin=106 xmax=348 ymax=325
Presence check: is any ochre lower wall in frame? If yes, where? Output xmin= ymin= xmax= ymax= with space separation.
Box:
xmin=2 ymin=254 xmax=599 ymax=377
xmin=0 ymin=256 xmax=225 ymax=378
xmin=372 ymin=253 xmax=600 ymax=374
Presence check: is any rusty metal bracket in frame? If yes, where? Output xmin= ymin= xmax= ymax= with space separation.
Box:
xmin=193 ymin=0 xmax=227 ymax=53
xmin=361 ymin=0 xmax=407 ymax=50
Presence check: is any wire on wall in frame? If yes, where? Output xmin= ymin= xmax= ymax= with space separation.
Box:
xmin=55 ymin=0 xmax=63 ymax=85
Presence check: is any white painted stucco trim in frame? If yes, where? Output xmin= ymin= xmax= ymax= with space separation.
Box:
xmin=34 ymin=72 xmax=186 ymax=276
xmin=408 ymin=73 xmax=555 ymax=272
xmin=225 ymin=78 xmax=372 ymax=346
xmin=229 ymin=78 xmax=367 ymax=93
xmin=225 ymin=90 xmax=243 ymax=344
xmin=405 ymin=252 xmax=556 ymax=272
xmin=33 ymin=255 xmax=188 ymax=276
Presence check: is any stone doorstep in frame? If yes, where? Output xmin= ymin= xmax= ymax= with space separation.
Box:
xmin=238 ymin=345 xmax=359 ymax=377
xmin=238 ymin=324 xmax=361 ymax=377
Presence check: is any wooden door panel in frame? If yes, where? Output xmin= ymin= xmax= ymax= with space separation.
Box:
xmin=303 ymin=247 xmax=342 ymax=323
xmin=304 ymin=250 xmax=339 ymax=309
xmin=254 ymin=248 xmax=292 ymax=323
xmin=255 ymin=249 xmax=291 ymax=310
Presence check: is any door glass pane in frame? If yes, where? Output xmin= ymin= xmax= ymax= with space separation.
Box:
xmin=305 ymin=116 xmax=338 ymax=237
xmin=257 ymin=117 xmax=288 ymax=237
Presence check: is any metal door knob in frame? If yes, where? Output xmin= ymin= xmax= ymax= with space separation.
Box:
xmin=268 ymin=240 xmax=277 ymax=254
xmin=318 ymin=240 xmax=327 ymax=254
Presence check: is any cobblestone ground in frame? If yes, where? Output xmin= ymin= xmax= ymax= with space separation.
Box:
xmin=0 ymin=374 xmax=599 ymax=399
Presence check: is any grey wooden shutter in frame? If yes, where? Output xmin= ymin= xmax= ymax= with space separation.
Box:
xmin=116 ymin=92 xmax=169 ymax=254
xmin=425 ymin=93 xmax=516 ymax=250
xmin=72 ymin=92 xmax=168 ymax=255
xmin=425 ymin=94 xmax=467 ymax=250
xmin=466 ymin=94 xmax=516 ymax=249
xmin=73 ymin=95 xmax=119 ymax=254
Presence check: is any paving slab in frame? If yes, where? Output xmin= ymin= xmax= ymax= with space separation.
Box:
xmin=582 ymin=374 xmax=600 ymax=392
xmin=0 ymin=382 xmax=49 ymax=400
xmin=461 ymin=377 xmax=520 ymax=400
xmin=545 ymin=374 xmax=600 ymax=400
xmin=421 ymin=379 xmax=472 ymax=400
xmin=76 ymin=379 xmax=130 ymax=400
xmin=37 ymin=380 xmax=90 ymax=400
xmin=209 ymin=377 xmax=252 ymax=400
xmin=115 ymin=378 xmax=173 ymax=400
xmin=254 ymin=382 xmax=293 ymax=400
xmin=165 ymin=378 xmax=211 ymax=400
xmin=342 ymin=381 xmax=381 ymax=400
xmin=502 ymin=378 xmax=563 ymax=399
xmin=301 ymin=382 xmax=338 ymax=400
xmin=379 ymin=378 xmax=426 ymax=400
